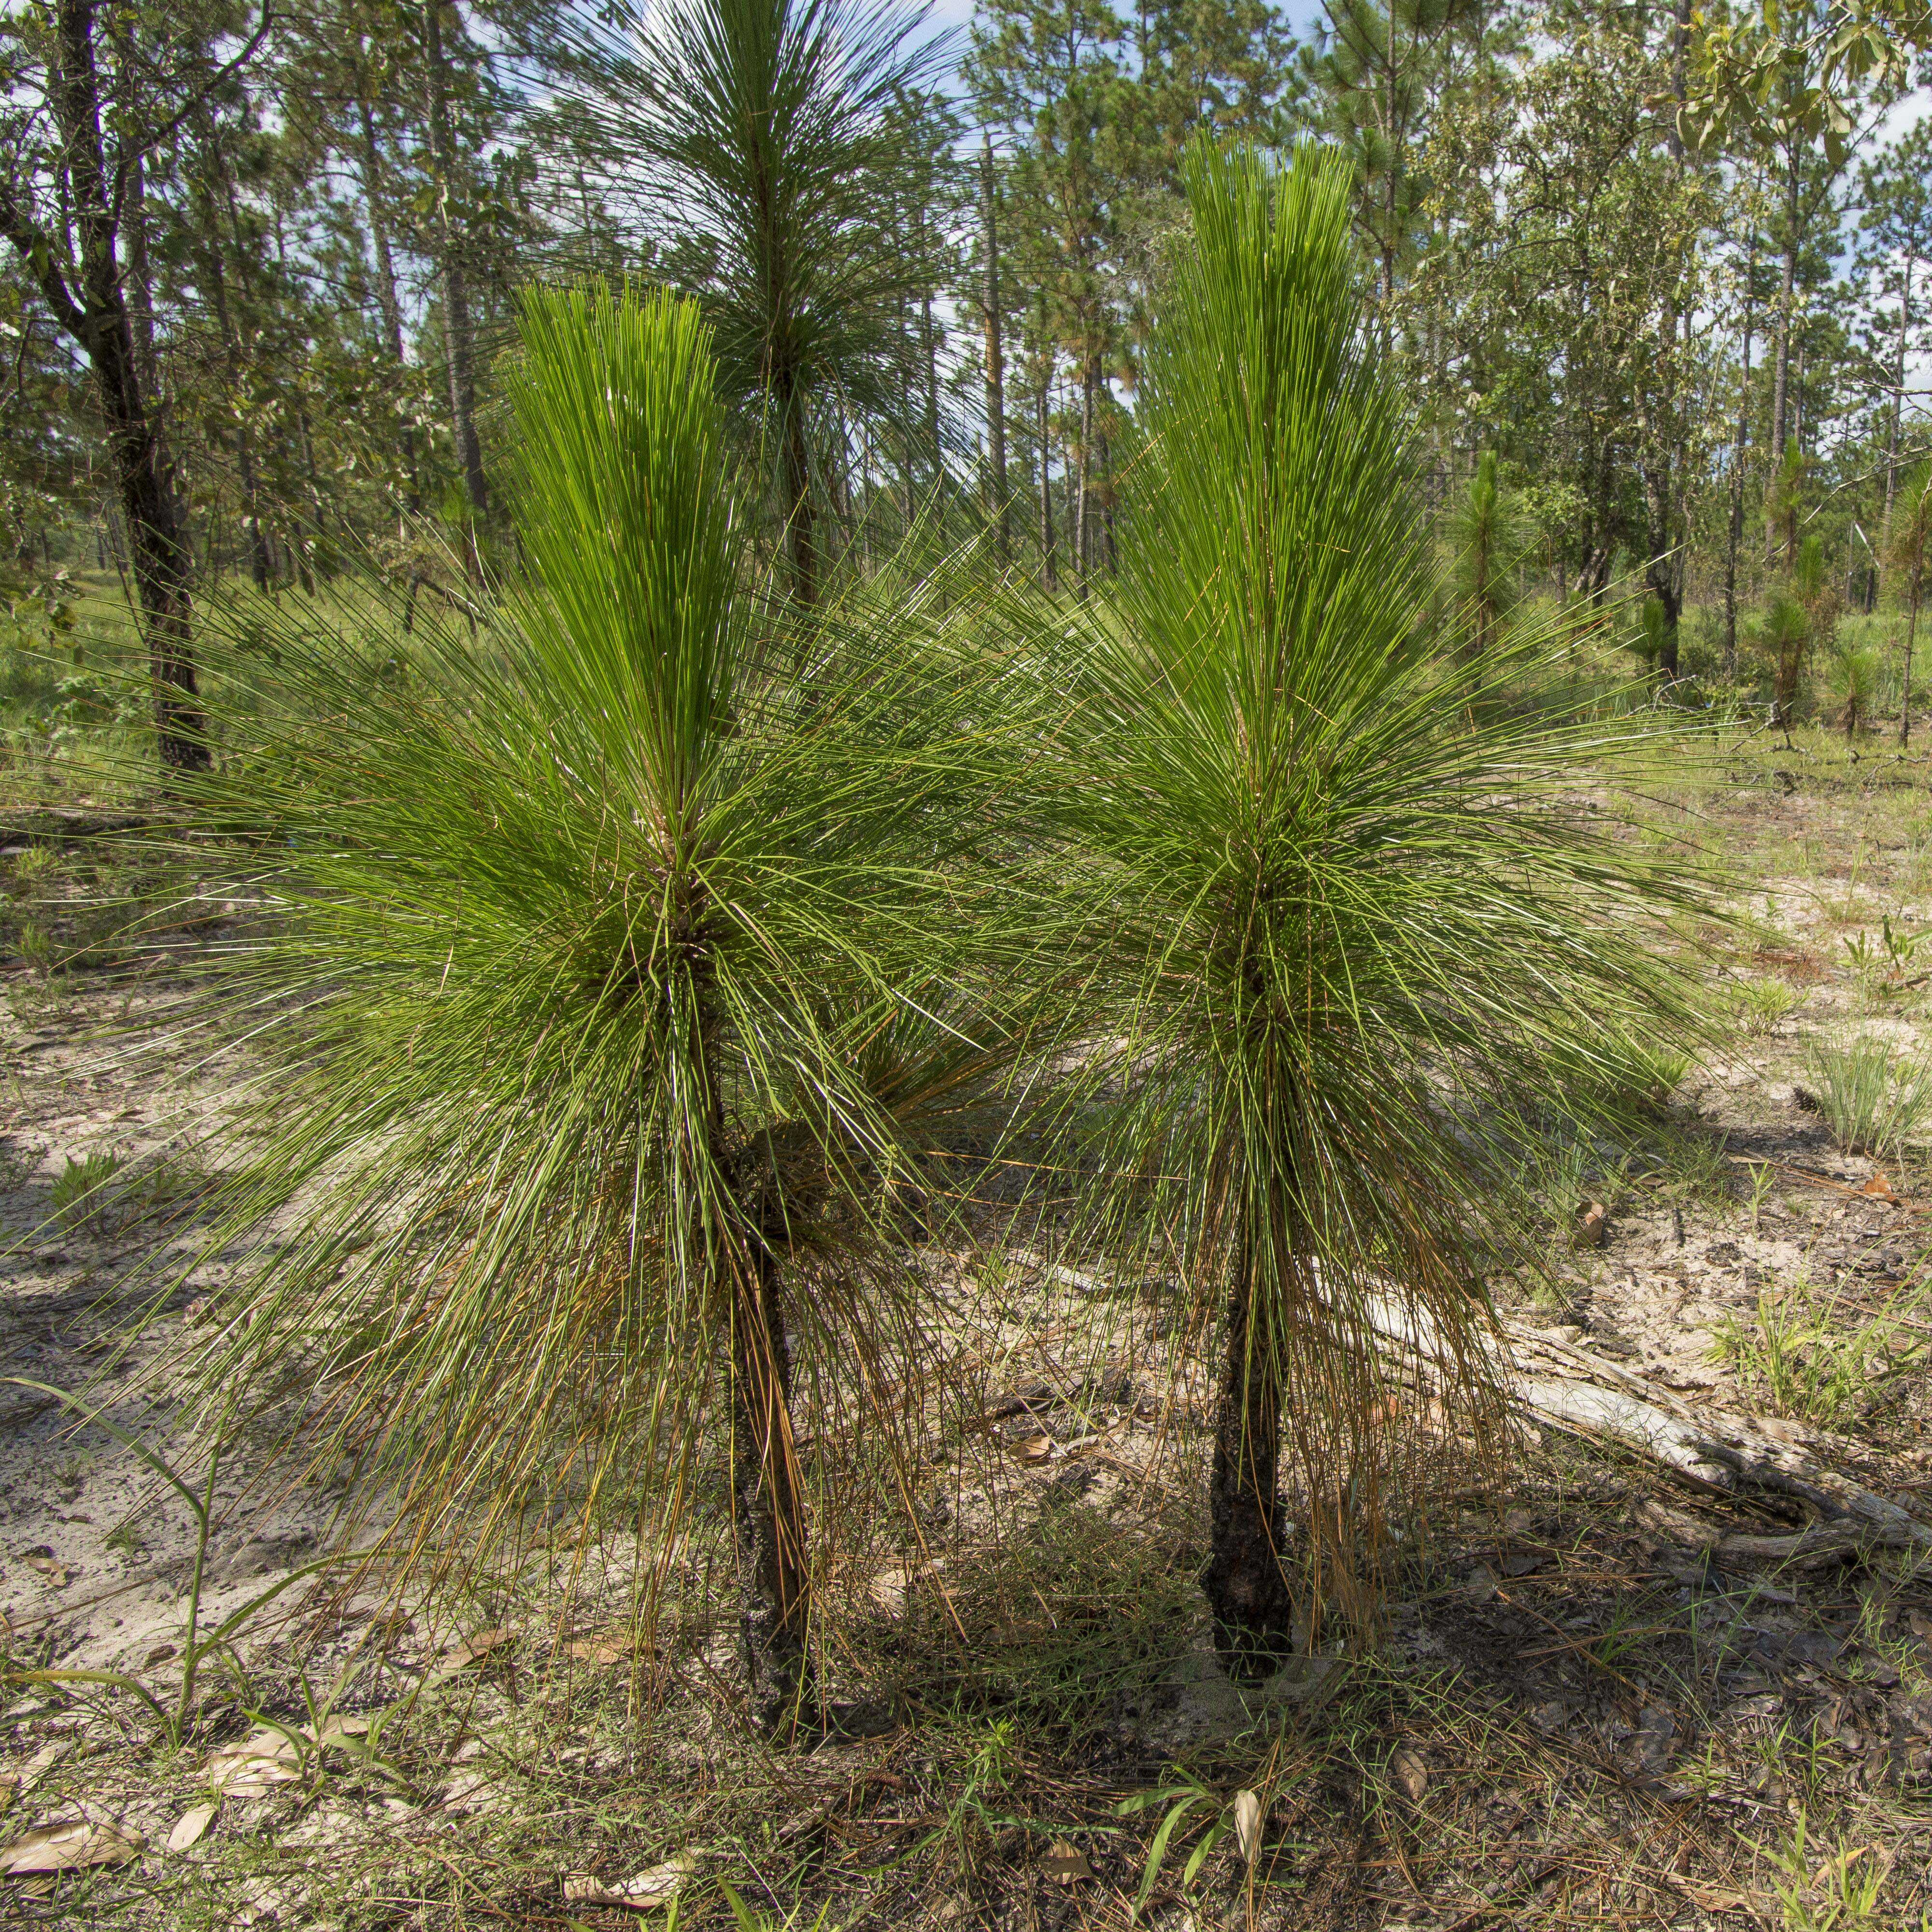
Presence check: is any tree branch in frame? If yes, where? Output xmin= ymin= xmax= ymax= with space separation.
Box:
xmin=109 ymin=0 xmax=273 ymax=228
xmin=0 ymin=184 xmax=90 ymax=343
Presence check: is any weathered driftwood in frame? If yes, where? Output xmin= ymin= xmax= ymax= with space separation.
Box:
xmin=998 ymin=1246 xmax=1931 ymax=1564
xmin=1362 ymin=1293 xmax=1932 ymax=1563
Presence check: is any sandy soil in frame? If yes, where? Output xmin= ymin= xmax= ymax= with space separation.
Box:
xmin=1 ymin=749 xmax=1931 ymax=1929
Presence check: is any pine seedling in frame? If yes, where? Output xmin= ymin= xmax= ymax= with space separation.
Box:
xmin=1448 ymin=450 xmax=1532 ymax=660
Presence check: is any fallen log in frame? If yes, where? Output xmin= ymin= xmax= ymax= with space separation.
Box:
xmin=1361 ymin=1293 xmax=1932 ymax=1558
xmin=971 ymin=1248 xmax=1932 ymax=1562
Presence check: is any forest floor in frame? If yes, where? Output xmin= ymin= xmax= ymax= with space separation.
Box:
xmin=1 ymin=721 xmax=1931 ymax=1931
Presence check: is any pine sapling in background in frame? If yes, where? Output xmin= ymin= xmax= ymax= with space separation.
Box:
xmin=1448 ymin=450 xmax=1531 ymax=660
xmin=1890 ymin=458 xmax=1931 ymax=746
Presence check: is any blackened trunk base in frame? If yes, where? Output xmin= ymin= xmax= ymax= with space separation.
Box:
xmin=731 ymin=1240 xmax=815 ymax=1735
xmin=1203 ymin=1264 xmax=1294 ymax=1677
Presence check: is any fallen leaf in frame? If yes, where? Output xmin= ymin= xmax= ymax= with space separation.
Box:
xmin=166 ymin=1804 xmax=216 ymax=1852
xmin=447 ymin=1626 xmax=516 ymax=1665
xmin=868 ymin=1557 xmax=946 ymax=1612
xmin=1040 ymin=1838 xmax=1091 ymax=1885
xmin=0 ymin=1818 xmax=142 ymax=1874
xmin=19 ymin=1741 xmax=72 ymax=1792
xmin=1573 ymin=1199 xmax=1608 ymax=1249
xmin=563 ymin=1634 xmax=631 ymax=1666
xmin=1390 ymin=1748 xmax=1429 ymax=1805
xmin=1011 ymin=1433 xmax=1052 ymax=1463
xmin=1232 ymin=1788 xmax=1263 ymax=1867
xmin=1676 ymin=1879 xmax=1752 ymax=1913
xmin=205 ymin=1729 xmax=304 ymax=1796
xmin=423 ymin=1625 xmax=518 ymax=1687
xmin=564 ymin=1852 xmax=699 ymax=1909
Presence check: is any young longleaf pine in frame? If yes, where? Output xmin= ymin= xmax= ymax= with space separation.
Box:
xmin=1043 ymin=141 xmax=1706 ymax=1667
xmin=150 ymin=286 xmax=1006 ymax=1733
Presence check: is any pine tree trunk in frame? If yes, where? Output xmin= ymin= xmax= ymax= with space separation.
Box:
xmin=192 ymin=133 xmax=273 ymax=591
xmin=1882 ymin=256 xmax=1913 ymax=587
xmin=920 ymin=280 xmax=939 ymax=485
xmin=729 ymin=1228 xmax=814 ymax=1733
xmin=785 ymin=396 xmax=819 ymax=608
xmin=1723 ymin=270 xmax=1753 ymax=676
xmin=122 ymin=146 xmax=158 ymax=396
xmin=1205 ymin=1187 xmax=1294 ymax=1675
xmin=1906 ymin=559 xmax=1921 ymax=749
xmin=423 ymin=0 xmax=489 ymax=576
xmin=980 ymin=134 xmax=1009 ymax=562
xmin=1037 ymin=342 xmax=1057 ymax=593
xmin=357 ymin=84 xmax=424 ymax=530
xmin=17 ymin=0 xmax=206 ymax=771
xmin=1074 ymin=353 xmax=1094 ymax=601
xmin=1767 ymin=156 xmax=1797 ymax=563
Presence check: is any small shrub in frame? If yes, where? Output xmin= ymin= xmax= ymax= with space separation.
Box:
xmin=49 ymin=1150 xmax=118 ymax=1227
xmin=1803 ymin=1038 xmax=1932 ymax=1156
xmin=1713 ymin=1278 xmax=1929 ymax=1426
xmin=1575 ymin=1029 xmax=1692 ymax=1113
xmin=1723 ymin=977 xmax=1801 ymax=1036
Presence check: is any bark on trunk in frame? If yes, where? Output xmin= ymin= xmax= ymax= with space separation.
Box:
xmin=1723 ymin=269 xmax=1753 ymax=676
xmin=1204 ymin=1190 xmax=1294 ymax=1674
xmin=18 ymin=0 xmax=206 ymax=771
xmin=1036 ymin=341 xmax=1057 ymax=593
xmin=1073 ymin=352 xmax=1094 ymax=601
xmin=783 ymin=395 xmax=818 ymax=609
xmin=423 ymin=0 xmax=489 ymax=575
xmin=1905 ymin=557 xmax=1921 ymax=749
xmin=920 ymin=267 xmax=939 ymax=487
xmin=980 ymin=133 xmax=1009 ymax=562
xmin=1882 ymin=255 xmax=1914 ymax=588
xmin=1648 ymin=571 xmax=1681 ymax=678
xmin=194 ymin=124 xmax=272 ymax=590
xmin=356 ymin=84 xmax=424 ymax=525
xmin=1767 ymin=157 xmax=1797 ymax=563
xmin=122 ymin=147 xmax=157 ymax=398
xmin=729 ymin=1227 xmax=814 ymax=1733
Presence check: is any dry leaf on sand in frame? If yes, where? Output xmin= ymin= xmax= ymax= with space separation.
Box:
xmin=425 ymin=1626 xmax=518 ymax=1687
xmin=1232 ymin=1788 xmax=1263 ymax=1866
xmin=205 ymin=1713 xmax=375 ymax=1795
xmin=1390 ymin=1747 xmax=1429 ymax=1805
xmin=563 ymin=1634 xmax=632 ymax=1666
xmin=166 ymin=1804 xmax=216 ymax=1853
xmin=0 ymin=1818 xmax=143 ymax=1874
xmin=564 ymin=1852 xmax=699 ymax=1909
xmin=205 ymin=1729 xmax=303 ymax=1796
xmin=1010 ymin=1433 xmax=1052 ymax=1463
xmin=1040 ymin=1839 xmax=1092 ymax=1884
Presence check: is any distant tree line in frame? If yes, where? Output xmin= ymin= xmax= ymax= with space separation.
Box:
xmin=5 ymin=0 xmax=1932 ymax=736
